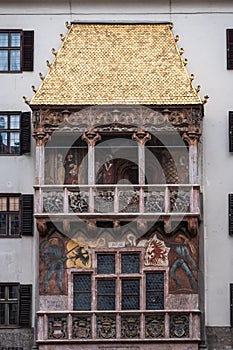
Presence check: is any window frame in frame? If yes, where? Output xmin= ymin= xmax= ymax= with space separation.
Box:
xmin=0 ymin=194 xmax=21 ymax=237
xmin=0 ymin=112 xmax=21 ymax=155
xmin=0 ymin=111 xmax=31 ymax=156
xmin=0 ymin=30 xmax=22 ymax=73
xmin=0 ymin=193 xmax=33 ymax=238
xmin=0 ymin=283 xmax=20 ymax=327
xmin=72 ymin=249 xmax=165 ymax=312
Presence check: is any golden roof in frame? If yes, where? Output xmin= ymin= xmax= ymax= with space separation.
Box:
xmin=30 ymin=23 xmax=202 ymax=106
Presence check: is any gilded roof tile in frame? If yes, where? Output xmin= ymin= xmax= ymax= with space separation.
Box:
xmin=30 ymin=23 xmax=202 ymax=106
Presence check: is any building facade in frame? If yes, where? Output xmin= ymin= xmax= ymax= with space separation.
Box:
xmin=0 ymin=1 xmax=233 ymax=350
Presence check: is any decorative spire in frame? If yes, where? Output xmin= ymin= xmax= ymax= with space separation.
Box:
xmin=175 ymin=34 xmax=179 ymax=42
xmin=51 ymin=48 xmax=57 ymax=56
xmin=179 ymin=47 xmax=184 ymax=55
xmin=46 ymin=60 xmax=52 ymax=67
xmin=183 ymin=58 xmax=188 ymax=66
xmin=202 ymin=95 xmax=209 ymax=104
xmin=39 ymin=72 xmax=44 ymax=80
xmin=60 ymin=34 xmax=65 ymax=41
xmin=31 ymin=85 xmax=37 ymax=93
xmin=23 ymin=96 xmax=30 ymax=105
xmin=65 ymin=21 xmax=71 ymax=29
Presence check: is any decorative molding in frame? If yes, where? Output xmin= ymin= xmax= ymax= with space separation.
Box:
xmin=32 ymin=106 xmax=203 ymax=144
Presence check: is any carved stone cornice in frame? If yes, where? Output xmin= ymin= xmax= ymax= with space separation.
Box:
xmin=32 ymin=106 xmax=203 ymax=143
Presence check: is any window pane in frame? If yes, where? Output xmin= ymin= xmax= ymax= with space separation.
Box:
xmin=0 ymin=214 xmax=7 ymax=235
xmin=121 ymin=254 xmax=140 ymax=273
xmin=73 ymin=274 xmax=91 ymax=311
xmin=97 ymin=254 xmax=115 ymax=274
xmin=10 ymin=33 xmax=20 ymax=47
xmin=0 ymin=115 xmax=8 ymax=129
xmin=97 ymin=279 xmax=115 ymax=310
xmin=9 ymin=214 xmax=19 ymax=235
xmin=10 ymin=132 xmax=20 ymax=154
xmin=0 ymin=33 xmax=8 ymax=47
xmin=0 ymin=304 xmax=5 ymax=325
xmin=9 ymin=303 xmax=18 ymax=325
xmin=0 ymin=286 xmax=5 ymax=299
xmin=9 ymin=285 xmax=18 ymax=299
xmin=0 ymin=50 xmax=8 ymax=71
xmin=10 ymin=115 xmax=20 ymax=129
xmin=122 ymin=279 xmax=140 ymax=310
xmin=10 ymin=50 xmax=20 ymax=71
xmin=146 ymin=273 xmax=164 ymax=310
xmin=0 ymin=132 xmax=7 ymax=154
xmin=0 ymin=197 xmax=7 ymax=211
xmin=9 ymin=197 xmax=19 ymax=211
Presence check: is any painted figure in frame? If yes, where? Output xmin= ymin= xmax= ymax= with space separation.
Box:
xmin=96 ymin=154 xmax=114 ymax=184
xmin=168 ymin=234 xmax=197 ymax=290
xmin=40 ymin=237 xmax=66 ymax=294
xmin=64 ymin=153 xmax=79 ymax=184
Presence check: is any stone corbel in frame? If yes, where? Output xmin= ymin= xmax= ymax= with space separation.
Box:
xmin=132 ymin=128 xmax=151 ymax=146
xmin=33 ymin=127 xmax=51 ymax=146
xmin=182 ymin=125 xmax=202 ymax=146
xmin=82 ymin=129 xmax=101 ymax=146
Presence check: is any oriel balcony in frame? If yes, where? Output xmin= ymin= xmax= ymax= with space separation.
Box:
xmin=34 ymin=184 xmax=200 ymax=218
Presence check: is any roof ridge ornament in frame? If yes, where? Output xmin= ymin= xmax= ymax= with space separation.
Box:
xmin=65 ymin=21 xmax=71 ymax=29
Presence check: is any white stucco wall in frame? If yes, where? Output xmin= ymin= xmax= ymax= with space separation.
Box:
xmin=1 ymin=0 xmax=233 ymax=328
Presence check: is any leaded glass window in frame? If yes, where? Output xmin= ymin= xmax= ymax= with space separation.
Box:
xmin=121 ymin=253 xmax=140 ymax=273
xmin=97 ymin=254 xmax=115 ymax=274
xmin=122 ymin=279 xmax=140 ymax=310
xmin=146 ymin=272 xmax=164 ymax=310
xmin=73 ymin=274 xmax=91 ymax=311
xmin=97 ymin=279 xmax=115 ymax=310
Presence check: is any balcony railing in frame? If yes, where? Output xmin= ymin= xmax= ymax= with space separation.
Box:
xmin=34 ymin=184 xmax=200 ymax=217
xmin=37 ymin=310 xmax=200 ymax=342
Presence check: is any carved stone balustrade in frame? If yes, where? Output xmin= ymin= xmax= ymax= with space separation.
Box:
xmin=37 ymin=310 xmax=200 ymax=343
xmin=34 ymin=184 xmax=200 ymax=218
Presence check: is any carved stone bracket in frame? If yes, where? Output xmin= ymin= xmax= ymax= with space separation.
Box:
xmin=82 ymin=130 xmax=101 ymax=146
xmin=132 ymin=129 xmax=151 ymax=146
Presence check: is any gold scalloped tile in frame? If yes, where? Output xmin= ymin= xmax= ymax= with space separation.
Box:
xmin=30 ymin=24 xmax=202 ymax=106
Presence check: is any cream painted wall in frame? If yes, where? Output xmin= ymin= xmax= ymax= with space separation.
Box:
xmin=1 ymin=0 xmax=233 ymax=328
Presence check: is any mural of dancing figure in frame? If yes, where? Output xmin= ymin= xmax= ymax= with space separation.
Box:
xmin=167 ymin=234 xmax=197 ymax=291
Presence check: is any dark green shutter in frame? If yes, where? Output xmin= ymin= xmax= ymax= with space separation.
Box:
xmin=19 ymin=284 xmax=32 ymax=327
xmin=20 ymin=112 xmax=31 ymax=155
xmin=22 ymin=31 xmax=34 ymax=71
xmin=21 ymin=194 xmax=33 ymax=236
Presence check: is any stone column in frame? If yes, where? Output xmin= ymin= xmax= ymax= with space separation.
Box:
xmin=132 ymin=128 xmax=151 ymax=185
xmin=183 ymin=126 xmax=201 ymax=184
xmin=82 ymin=130 xmax=101 ymax=185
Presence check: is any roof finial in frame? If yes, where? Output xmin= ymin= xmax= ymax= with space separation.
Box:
xmin=202 ymin=95 xmax=209 ymax=104
xmin=183 ymin=58 xmax=188 ymax=66
xmin=169 ymin=23 xmax=173 ymax=29
xmin=190 ymin=74 xmax=195 ymax=81
xmin=39 ymin=72 xmax=45 ymax=80
xmin=175 ymin=34 xmax=179 ymax=42
xmin=196 ymin=85 xmax=201 ymax=93
xmin=23 ymin=96 xmax=30 ymax=105
xmin=65 ymin=21 xmax=71 ymax=29
xmin=31 ymin=85 xmax=37 ymax=93
xmin=46 ymin=60 xmax=52 ymax=67
xmin=60 ymin=34 xmax=65 ymax=41
xmin=51 ymin=48 xmax=57 ymax=56
xmin=179 ymin=47 xmax=184 ymax=55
